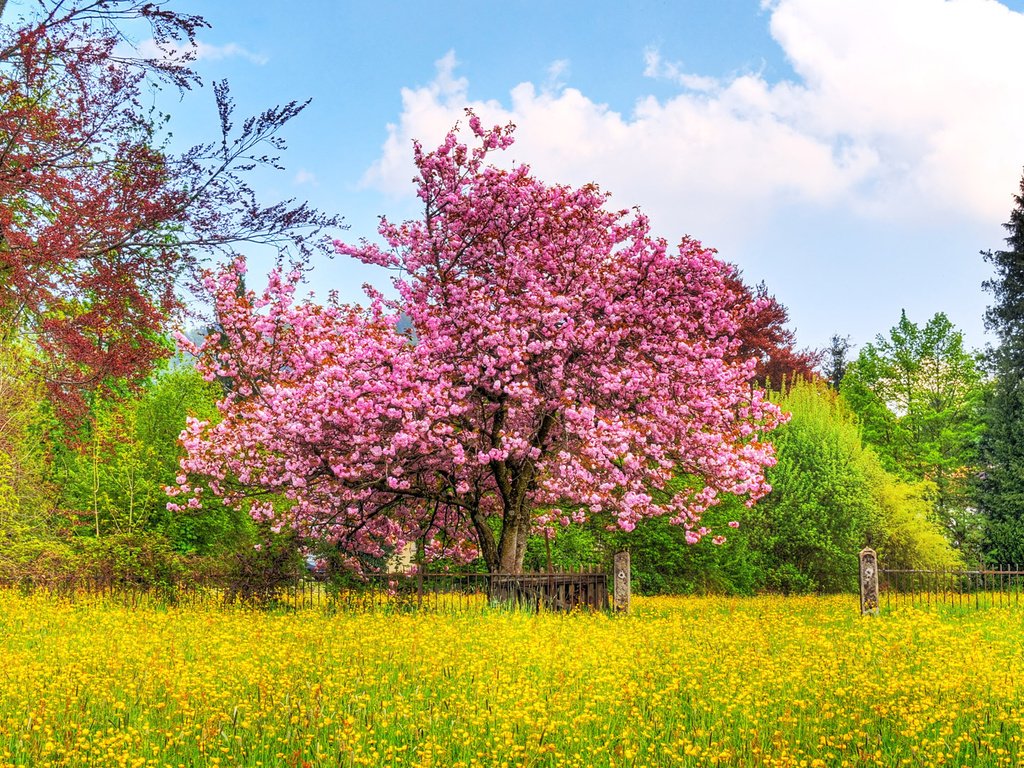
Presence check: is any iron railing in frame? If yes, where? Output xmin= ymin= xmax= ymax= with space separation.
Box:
xmin=0 ymin=567 xmax=611 ymax=613
xmin=879 ymin=564 xmax=1024 ymax=610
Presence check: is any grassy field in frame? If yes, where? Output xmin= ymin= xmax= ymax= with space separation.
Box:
xmin=1 ymin=591 xmax=1022 ymax=767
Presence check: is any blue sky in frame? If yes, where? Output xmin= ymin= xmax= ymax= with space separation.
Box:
xmin=113 ymin=1 xmax=1024 ymax=353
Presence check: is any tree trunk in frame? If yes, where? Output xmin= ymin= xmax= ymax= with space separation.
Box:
xmin=496 ymin=512 xmax=532 ymax=573
xmin=498 ymin=530 xmax=520 ymax=573
xmin=469 ymin=506 xmax=500 ymax=573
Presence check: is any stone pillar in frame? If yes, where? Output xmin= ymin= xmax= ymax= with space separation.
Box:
xmin=859 ymin=547 xmax=879 ymax=616
xmin=613 ymin=550 xmax=631 ymax=613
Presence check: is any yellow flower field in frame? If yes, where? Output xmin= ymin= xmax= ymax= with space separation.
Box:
xmin=0 ymin=590 xmax=1022 ymax=768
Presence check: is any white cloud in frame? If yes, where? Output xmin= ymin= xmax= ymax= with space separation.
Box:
xmin=361 ymin=0 xmax=1024 ymax=244
xmin=545 ymin=59 xmax=571 ymax=92
xmin=643 ymin=48 xmax=720 ymax=93
xmin=293 ymin=169 xmax=317 ymax=186
xmin=136 ymin=38 xmax=268 ymax=66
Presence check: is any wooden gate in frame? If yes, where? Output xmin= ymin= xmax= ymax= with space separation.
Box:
xmin=487 ymin=570 xmax=609 ymax=611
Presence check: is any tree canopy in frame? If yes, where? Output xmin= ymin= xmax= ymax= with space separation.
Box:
xmin=725 ymin=272 xmax=820 ymax=390
xmin=172 ymin=114 xmax=784 ymax=573
xmin=746 ymin=380 xmax=959 ymax=592
xmin=842 ymin=311 xmax=984 ymax=550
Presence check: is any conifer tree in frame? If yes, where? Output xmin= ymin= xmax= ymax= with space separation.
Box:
xmin=979 ymin=171 xmax=1024 ymax=563
xmin=824 ymin=335 xmax=851 ymax=391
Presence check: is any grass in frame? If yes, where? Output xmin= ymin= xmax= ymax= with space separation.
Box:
xmin=0 ymin=590 xmax=1022 ymax=767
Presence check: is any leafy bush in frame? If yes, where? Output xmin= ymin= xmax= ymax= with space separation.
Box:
xmin=78 ymin=532 xmax=190 ymax=589
xmin=212 ymin=529 xmax=306 ymax=606
xmin=749 ymin=380 xmax=959 ymax=592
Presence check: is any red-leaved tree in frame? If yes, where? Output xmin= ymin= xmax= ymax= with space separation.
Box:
xmin=0 ymin=1 xmax=337 ymax=418
xmin=726 ymin=271 xmax=821 ymax=390
xmin=171 ymin=115 xmax=783 ymax=573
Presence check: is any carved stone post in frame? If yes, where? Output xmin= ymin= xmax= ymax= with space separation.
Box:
xmin=859 ymin=547 xmax=879 ymax=616
xmin=613 ymin=550 xmax=631 ymax=613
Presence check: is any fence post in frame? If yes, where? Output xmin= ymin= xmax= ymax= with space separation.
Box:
xmin=613 ymin=550 xmax=631 ymax=613
xmin=859 ymin=547 xmax=879 ymax=616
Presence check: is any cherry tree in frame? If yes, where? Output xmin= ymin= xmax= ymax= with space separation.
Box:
xmin=173 ymin=114 xmax=783 ymax=573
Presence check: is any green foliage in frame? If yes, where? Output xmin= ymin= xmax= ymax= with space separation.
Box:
xmin=214 ymin=527 xmax=307 ymax=606
xmin=0 ymin=447 xmax=78 ymax=579
xmin=0 ymin=451 xmax=20 ymax=532
xmin=746 ymin=381 xmax=877 ymax=592
xmin=0 ymin=349 xmax=267 ymax=582
xmin=599 ymin=496 xmax=761 ymax=595
xmin=978 ymin=363 xmax=1024 ymax=562
xmin=523 ymin=525 xmax=603 ymax=573
xmin=0 ymin=342 xmax=63 ymax=560
xmin=842 ymin=311 xmax=984 ymax=552
xmin=824 ymin=334 xmax=851 ymax=391
xmin=55 ymin=365 xmax=252 ymax=554
xmin=520 ymin=476 xmax=762 ymax=595
xmin=749 ymin=380 xmax=959 ymax=591
xmin=78 ymin=532 xmax=190 ymax=590
xmin=867 ymin=470 xmax=964 ymax=571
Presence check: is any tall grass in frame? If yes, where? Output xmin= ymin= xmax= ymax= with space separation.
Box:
xmin=0 ymin=590 xmax=1021 ymax=766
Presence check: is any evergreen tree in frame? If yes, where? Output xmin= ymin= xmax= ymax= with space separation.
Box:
xmin=979 ymin=171 xmax=1024 ymax=563
xmin=824 ymin=335 xmax=851 ymax=391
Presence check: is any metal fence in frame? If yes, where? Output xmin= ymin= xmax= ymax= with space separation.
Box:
xmin=879 ymin=564 xmax=1024 ymax=610
xmin=0 ymin=568 xmax=611 ymax=613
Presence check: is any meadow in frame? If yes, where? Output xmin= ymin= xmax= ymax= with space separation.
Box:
xmin=1 ymin=591 xmax=1022 ymax=768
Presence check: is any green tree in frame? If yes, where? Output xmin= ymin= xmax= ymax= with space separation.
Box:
xmin=842 ymin=311 xmax=984 ymax=551
xmin=866 ymin=462 xmax=962 ymax=573
xmin=979 ymin=171 xmax=1024 ymax=563
xmin=746 ymin=381 xmax=878 ymax=591
xmin=55 ymin=365 xmax=251 ymax=554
